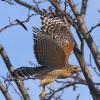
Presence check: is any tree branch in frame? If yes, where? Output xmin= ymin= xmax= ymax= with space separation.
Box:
xmin=73 ymin=42 xmax=100 ymax=100
xmin=68 ymin=0 xmax=100 ymax=73
xmin=1 ymin=0 xmax=14 ymax=5
xmin=0 ymin=44 xmax=30 ymax=100
xmin=86 ymin=23 xmax=100 ymax=35
xmin=48 ymin=0 xmax=62 ymax=13
xmin=14 ymin=0 xmax=43 ymax=15
xmin=80 ymin=0 xmax=88 ymax=17
xmin=68 ymin=0 xmax=100 ymax=99
xmin=0 ymin=13 xmax=34 ymax=32
xmin=0 ymin=81 xmax=12 ymax=100
xmin=47 ymin=78 xmax=100 ymax=100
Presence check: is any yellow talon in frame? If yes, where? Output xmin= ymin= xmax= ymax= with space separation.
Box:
xmin=40 ymin=86 xmax=45 ymax=100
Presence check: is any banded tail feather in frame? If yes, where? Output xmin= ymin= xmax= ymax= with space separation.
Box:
xmin=12 ymin=66 xmax=46 ymax=80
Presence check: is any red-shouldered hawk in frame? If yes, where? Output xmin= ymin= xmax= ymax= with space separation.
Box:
xmin=12 ymin=14 xmax=80 ymax=99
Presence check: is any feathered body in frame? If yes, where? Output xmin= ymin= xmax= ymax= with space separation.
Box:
xmin=12 ymin=14 xmax=80 ymax=99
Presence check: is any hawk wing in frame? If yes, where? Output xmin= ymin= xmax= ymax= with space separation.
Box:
xmin=41 ymin=15 xmax=74 ymax=61
xmin=33 ymin=32 xmax=66 ymax=69
xmin=33 ymin=15 xmax=74 ymax=69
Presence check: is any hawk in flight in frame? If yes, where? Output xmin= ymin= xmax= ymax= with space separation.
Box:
xmin=12 ymin=13 xmax=80 ymax=99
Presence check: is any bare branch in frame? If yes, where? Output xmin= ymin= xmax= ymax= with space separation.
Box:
xmin=73 ymin=41 xmax=100 ymax=100
xmin=47 ymin=78 xmax=100 ymax=100
xmin=80 ymin=0 xmax=88 ymax=17
xmin=0 ymin=13 xmax=34 ymax=32
xmin=63 ymin=15 xmax=99 ymax=100
xmin=48 ymin=0 xmax=62 ymax=13
xmin=88 ymin=54 xmax=100 ymax=76
xmin=15 ymin=19 xmax=27 ymax=31
xmin=1 ymin=0 xmax=14 ymax=5
xmin=0 ymin=44 xmax=30 ymax=100
xmin=14 ymin=0 xmax=43 ymax=14
xmin=86 ymin=23 xmax=100 ymax=35
xmin=1 ymin=75 xmax=23 ymax=99
xmin=68 ymin=0 xmax=100 ymax=99
xmin=68 ymin=0 xmax=100 ymax=73
xmin=0 ymin=81 xmax=12 ymax=100
xmin=76 ymin=94 xmax=80 ymax=100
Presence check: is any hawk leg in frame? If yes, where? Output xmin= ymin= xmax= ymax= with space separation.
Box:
xmin=40 ymin=79 xmax=55 ymax=99
xmin=40 ymin=85 xmax=46 ymax=100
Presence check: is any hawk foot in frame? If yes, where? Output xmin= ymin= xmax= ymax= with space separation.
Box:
xmin=39 ymin=86 xmax=46 ymax=100
xmin=39 ymin=92 xmax=45 ymax=100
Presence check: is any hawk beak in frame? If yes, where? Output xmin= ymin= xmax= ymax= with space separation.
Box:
xmin=72 ymin=67 xmax=81 ymax=74
xmin=77 ymin=67 xmax=81 ymax=72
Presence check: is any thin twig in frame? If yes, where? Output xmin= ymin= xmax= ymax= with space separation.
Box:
xmin=86 ymin=23 xmax=100 ymax=35
xmin=0 ymin=81 xmax=12 ymax=100
xmin=0 ymin=13 xmax=34 ymax=32
xmin=47 ymin=79 xmax=100 ymax=99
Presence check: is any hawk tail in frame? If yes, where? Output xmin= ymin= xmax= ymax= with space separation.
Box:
xmin=12 ymin=66 xmax=46 ymax=80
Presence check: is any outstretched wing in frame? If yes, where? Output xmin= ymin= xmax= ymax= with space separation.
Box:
xmin=33 ymin=15 xmax=74 ymax=69
xmin=33 ymin=31 xmax=66 ymax=69
xmin=41 ymin=15 xmax=74 ymax=61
